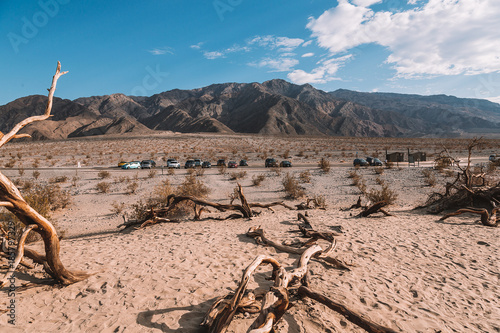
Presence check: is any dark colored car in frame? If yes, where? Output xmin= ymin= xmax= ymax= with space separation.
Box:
xmin=202 ymin=161 xmax=212 ymax=168
xmin=280 ymin=160 xmax=292 ymax=167
xmin=228 ymin=161 xmax=238 ymax=168
xmin=353 ymin=158 xmax=369 ymax=166
xmin=141 ymin=160 xmax=156 ymax=169
xmin=265 ymin=158 xmax=278 ymax=168
xmin=217 ymin=159 xmax=226 ymax=166
xmin=184 ymin=160 xmax=196 ymax=169
xmin=194 ymin=159 xmax=202 ymax=167
xmin=239 ymin=159 xmax=248 ymax=166
xmin=366 ymin=157 xmax=374 ymax=165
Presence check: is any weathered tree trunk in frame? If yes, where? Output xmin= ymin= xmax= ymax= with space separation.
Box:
xmin=0 ymin=62 xmax=88 ymax=285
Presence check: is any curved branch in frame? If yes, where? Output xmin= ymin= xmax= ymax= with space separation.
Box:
xmin=0 ymin=61 xmax=67 ymax=148
xmin=0 ymin=224 xmax=37 ymax=288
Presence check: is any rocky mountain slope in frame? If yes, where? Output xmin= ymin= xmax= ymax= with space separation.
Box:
xmin=1 ymin=79 xmax=499 ymax=140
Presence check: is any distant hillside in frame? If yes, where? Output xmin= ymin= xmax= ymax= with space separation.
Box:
xmin=1 ymin=79 xmax=499 ymax=140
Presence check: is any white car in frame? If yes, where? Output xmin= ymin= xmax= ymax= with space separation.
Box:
xmin=167 ymin=159 xmax=180 ymax=169
xmin=121 ymin=161 xmax=141 ymax=169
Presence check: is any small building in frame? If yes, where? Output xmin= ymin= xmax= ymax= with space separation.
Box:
xmin=386 ymin=152 xmax=404 ymax=162
xmin=409 ymin=152 xmax=427 ymax=162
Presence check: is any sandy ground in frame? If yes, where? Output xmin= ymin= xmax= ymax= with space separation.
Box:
xmin=1 ymin=135 xmax=499 ymax=333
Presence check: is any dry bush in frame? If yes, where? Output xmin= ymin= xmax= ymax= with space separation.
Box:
xmin=98 ymin=170 xmax=111 ymax=179
xmin=148 ymin=169 xmax=157 ymax=178
xmin=318 ymin=158 xmax=331 ymax=173
xmin=218 ymin=164 xmax=227 ymax=175
xmin=299 ymin=170 xmax=311 ymax=183
xmin=111 ymin=201 xmax=126 ymax=215
xmin=374 ymin=167 xmax=384 ymax=175
xmin=195 ymin=168 xmax=205 ymax=177
xmin=71 ymin=175 xmax=80 ymax=187
xmin=434 ymin=154 xmax=452 ymax=170
xmin=32 ymin=170 xmax=40 ymax=180
xmin=96 ymin=181 xmax=111 ymax=193
xmin=229 ymin=171 xmax=247 ymax=180
xmin=365 ymin=181 xmax=398 ymax=204
xmin=385 ymin=161 xmax=394 ymax=169
xmin=282 ymin=173 xmax=305 ymax=199
xmin=271 ymin=166 xmax=281 ymax=176
xmin=126 ymin=182 xmax=139 ymax=194
xmin=187 ymin=168 xmax=196 ymax=175
xmin=422 ymin=168 xmax=437 ymax=187
xmin=313 ymin=194 xmax=326 ymax=209
xmin=252 ymin=174 xmax=266 ymax=186
xmin=152 ymin=179 xmax=174 ymax=203
xmin=50 ymin=176 xmax=68 ymax=183
xmin=177 ymin=174 xmax=210 ymax=198
xmin=18 ymin=167 xmax=25 ymax=177
xmin=168 ymin=168 xmax=176 ymax=175
xmin=1 ymin=183 xmax=70 ymax=242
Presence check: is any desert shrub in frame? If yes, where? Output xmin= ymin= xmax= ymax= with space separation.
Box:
xmin=168 ymin=167 xmax=176 ymax=175
xmin=18 ymin=167 xmax=25 ymax=177
xmin=148 ymin=169 xmax=157 ymax=178
xmin=299 ymin=170 xmax=311 ymax=183
xmin=365 ymin=182 xmax=398 ymax=204
xmin=187 ymin=168 xmax=196 ymax=175
xmin=111 ymin=201 xmax=126 ymax=215
xmin=318 ymin=158 xmax=331 ymax=173
xmin=98 ymin=170 xmax=111 ymax=179
xmin=282 ymin=173 xmax=305 ymax=199
xmin=229 ymin=171 xmax=247 ymax=180
xmin=32 ymin=170 xmax=40 ymax=180
xmin=152 ymin=179 xmax=174 ymax=203
xmin=422 ymin=168 xmax=436 ymax=187
xmin=271 ymin=166 xmax=281 ymax=176
xmin=385 ymin=161 xmax=394 ymax=169
xmin=347 ymin=170 xmax=358 ymax=179
xmin=96 ymin=181 xmax=111 ymax=193
xmin=252 ymin=174 xmax=266 ymax=186
xmin=374 ymin=167 xmax=384 ymax=175
xmin=218 ymin=164 xmax=227 ymax=175
xmin=126 ymin=182 xmax=139 ymax=194
xmin=313 ymin=194 xmax=326 ymax=209
xmin=0 ymin=183 xmax=71 ymax=242
xmin=434 ymin=154 xmax=452 ymax=170
xmin=195 ymin=168 xmax=205 ymax=177
xmin=51 ymin=176 xmax=68 ymax=183
xmin=71 ymin=175 xmax=80 ymax=187
xmin=177 ymin=174 xmax=210 ymax=198
xmin=4 ymin=159 xmax=15 ymax=168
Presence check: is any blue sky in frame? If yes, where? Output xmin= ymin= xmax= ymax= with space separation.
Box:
xmin=1 ymin=0 xmax=500 ymax=106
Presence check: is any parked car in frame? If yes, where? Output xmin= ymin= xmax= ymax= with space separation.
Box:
xmin=280 ymin=160 xmax=292 ymax=167
xmin=166 ymin=159 xmax=181 ymax=169
xmin=217 ymin=159 xmax=226 ymax=167
xmin=194 ymin=159 xmax=202 ymax=167
xmin=141 ymin=160 xmax=156 ymax=169
xmin=265 ymin=158 xmax=278 ymax=168
xmin=118 ymin=161 xmax=128 ymax=168
xmin=353 ymin=158 xmax=369 ymax=167
xmin=228 ymin=161 xmax=238 ymax=168
xmin=121 ymin=161 xmax=141 ymax=169
xmin=490 ymin=154 xmax=498 ymax=162
xmin=366 ymin=157 xmax=383 ymax=166
xmin=184 ymin=160 xmax=196 ymax=169
xmin=202 ymin=161 xmax=212 ymax=168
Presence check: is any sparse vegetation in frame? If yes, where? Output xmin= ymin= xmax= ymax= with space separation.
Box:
xmin=98 ymin=170 xmax=111 ymax=179
xmin=96 ymin=181 xmax=111 ymax=193
xmin=282 ymin=172 xmax=305 ymax=199
xmin=252 ymin=174 xmax=266 ymax=186
xmin=318 ymin=158 xmax=331 ymax=173
xmin=229 ymin=171 xmax=247 ymax=180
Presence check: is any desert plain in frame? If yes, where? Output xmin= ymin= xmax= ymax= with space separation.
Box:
xmin=0 ymin=132 xmax=499 ymax=333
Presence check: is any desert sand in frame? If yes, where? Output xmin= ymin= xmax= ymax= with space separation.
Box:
xmin=1 ymin=134 xmax=499 ymax=333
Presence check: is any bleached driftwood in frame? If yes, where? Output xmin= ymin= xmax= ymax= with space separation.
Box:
xmin=439 ymin=207 xmax=498 ymax=227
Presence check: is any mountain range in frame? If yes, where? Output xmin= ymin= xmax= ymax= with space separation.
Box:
xmin=1 ymin=79 xmax=499 ymax=140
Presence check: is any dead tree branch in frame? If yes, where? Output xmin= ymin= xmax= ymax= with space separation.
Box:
xmin=0 ymin=62 xmax=88 ymax=285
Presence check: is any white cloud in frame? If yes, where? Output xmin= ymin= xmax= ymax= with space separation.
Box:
xmin=203 ymin=51 xmax=225 ymax=59
xmin=352 ymin=0 xmax=381 ymax=7
xmin=250 ymin=57 xmax=299 ymax=72
xmin=302 ymin=53 xmax=315 ymax=58
xmin=302 ymin=40 xmax=313 ymax=47
xmin=306 ymin=0 xmax=500 ymax=78
xmin=202 ymin=45 xmax=250 ymax=59
xmin=148 ymin=47 xmax=173 ymax=55
xmin=287 ymin=55 xmax=351 ymax=84
xmin=190 ymin=42 xmax=204 ymax=50
xmin=249 ymin=35 xmax=304 ymax=52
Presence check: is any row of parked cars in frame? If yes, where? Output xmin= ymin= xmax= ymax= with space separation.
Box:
xmin=118 ymin=158 xmax=294 ymax=169
xmin=353 ymin=157 xmax=383 ymax=167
